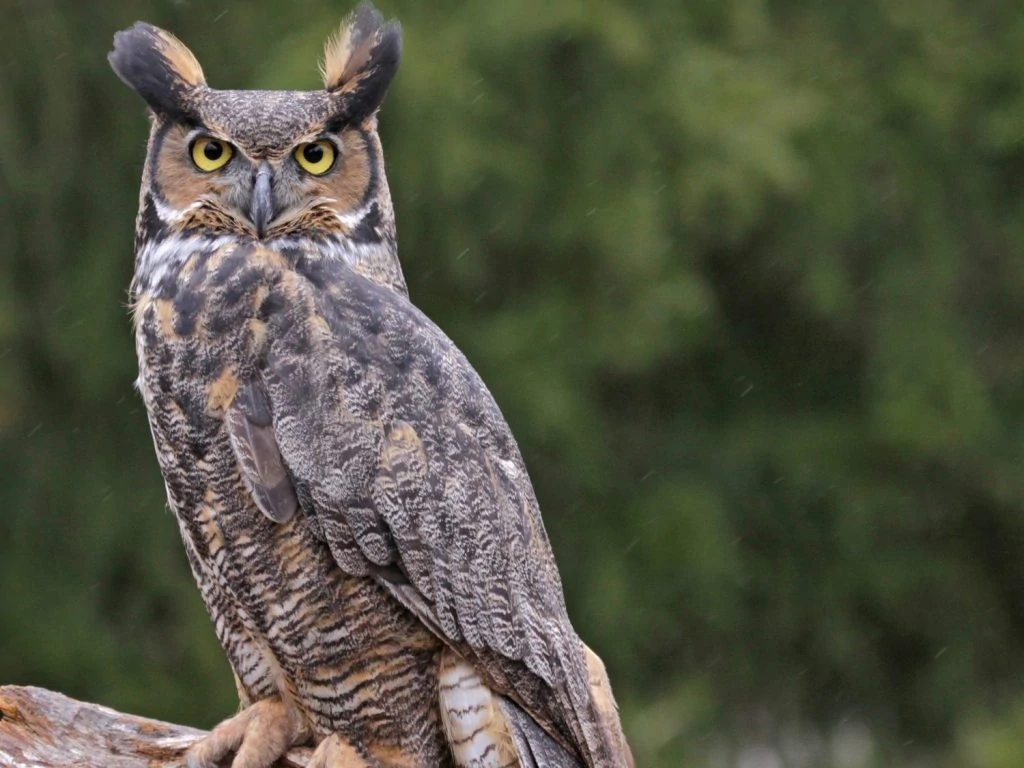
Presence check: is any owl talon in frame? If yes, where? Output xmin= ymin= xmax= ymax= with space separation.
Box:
xmin=185 ymin=697 xmax=309 ymax=768
xmin=306 ymin=734 xmax=375 ymax=768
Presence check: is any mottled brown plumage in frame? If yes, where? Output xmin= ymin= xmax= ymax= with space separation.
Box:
xmin=110 ymin=4 xmax=632 ymax=768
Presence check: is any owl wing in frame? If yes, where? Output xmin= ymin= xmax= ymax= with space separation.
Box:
xmin=234 ymin=259 xmax=617 ymax=767
xmin=499 ymin=697 xmax=591 ymax=768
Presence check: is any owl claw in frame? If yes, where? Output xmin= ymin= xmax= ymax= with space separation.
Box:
xmin=185 ymin=697 xmax=309 ymax=768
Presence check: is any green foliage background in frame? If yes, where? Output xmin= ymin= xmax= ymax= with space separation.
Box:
xmin=2 ymin=1 xmax=1023 ymax=766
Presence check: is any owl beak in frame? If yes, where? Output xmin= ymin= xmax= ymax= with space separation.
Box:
xmin=250 ymin=162 xmax=274 ymax=238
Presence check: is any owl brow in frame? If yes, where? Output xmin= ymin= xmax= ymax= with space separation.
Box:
xmin=183 ymin=124 xmax=224 ymax=144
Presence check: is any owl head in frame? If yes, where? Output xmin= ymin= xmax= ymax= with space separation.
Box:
xmin=109 ymin=2 xmax=406 ymax=293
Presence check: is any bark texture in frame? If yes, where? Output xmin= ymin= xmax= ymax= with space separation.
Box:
xmin=0 ymin=685 xmax=312 ymax=768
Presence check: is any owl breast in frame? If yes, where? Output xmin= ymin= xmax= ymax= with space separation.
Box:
xmin=132 ymin=237 xmax=453 ymax=766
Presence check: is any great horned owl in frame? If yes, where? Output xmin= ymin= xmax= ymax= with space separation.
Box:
xmin=109 ymin=4 xmax=632 ymax=767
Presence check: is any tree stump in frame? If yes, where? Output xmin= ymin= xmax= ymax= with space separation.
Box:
xmin=0 ymin=685 xmax=312 ymax=767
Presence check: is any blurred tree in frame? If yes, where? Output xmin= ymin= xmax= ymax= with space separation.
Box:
xmin=1 ymin=1 xmax=1023 ymax=766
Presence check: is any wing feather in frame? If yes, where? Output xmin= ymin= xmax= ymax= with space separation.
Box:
xmin=499 ymin=697 xmax=585 ymax=768
xmin=225 ymin=380 xmax=298 ymax=524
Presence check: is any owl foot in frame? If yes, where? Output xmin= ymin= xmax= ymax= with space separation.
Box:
xmin=186 ymin=696 xmax=310 ymax=768
xmin=307 ymin=733 xmax=376 ymax=768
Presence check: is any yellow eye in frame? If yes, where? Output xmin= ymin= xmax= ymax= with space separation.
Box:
xmin=190 ymin=137 xmax=233 ymax=172
xmin=294 ymin=140 xmax=336 ymax=176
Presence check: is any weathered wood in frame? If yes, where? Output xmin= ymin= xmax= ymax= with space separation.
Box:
xmin=0 ymin=685 xmax=313 ymax=768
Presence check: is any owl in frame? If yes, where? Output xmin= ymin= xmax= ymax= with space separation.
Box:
xmin=109 ymin=4 xmax=633 ymax=768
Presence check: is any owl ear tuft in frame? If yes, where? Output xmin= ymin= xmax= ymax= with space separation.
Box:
xmin=321 ymin=2 xmax=402 ymax=123
xmin=109 ymin=22 xmax=206 ymax=118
